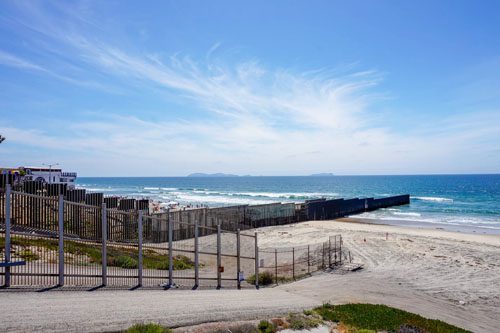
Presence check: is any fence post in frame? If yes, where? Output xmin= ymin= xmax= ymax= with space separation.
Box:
xmin=216 ymin=224 xmax=222 ymax=289
xmin=236 ymin=228 xmax=241 ymax=290
xmin=168 ymin=216 xmax=173 ymax=288
xmin=307 ymin=245 xmax=310 ymax=275
xmin=274 ymin=248 xmax=278 ymax=285
xmin=328 ymin=237 xmax=332 ymax=268
xmin=322 ymin=242 xmax=325 ymax=269
xmin=292 ymin=247 xmax=295 ymax=280
xmin=101 ymin=203 xmax=107 ymax=287
xmin=334 ymin=236 xmax=337 ymax=264
xmin=138 ymin=211 xmax=143 ymax=287
xmin=254 ymin=232 xmax=259 ymax=289
xmin=194 ymin=219 xmax=199 ymax=289
xmin=58 ymin=195 xmax=64 ymax=287
xmin=339 ymin=235 xmax=343 ymax=265
xmin=4 ymin=184 xmax=11 ymax=287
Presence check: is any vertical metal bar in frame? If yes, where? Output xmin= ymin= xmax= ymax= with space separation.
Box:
xmin=334 ymin=236 xmax=337 ymax=264
xmin=138 ymin=211 xmax=143 ymax=287
xmin=339 ymin=235 xmax=343 ymax=265
xmin=307 ymin=245 xmax=310 ymax=274
xmin=4 ymin=184 xmax=11 ymax=287
xmin=292 ymin=247 xmax=295 ymax=280
xmin=254 ymin=231 xmax=259 ymax=289
xmin=328 ymin=237 xmax=332 ymax=268
xmin=236 ymin=229 xmax=241 ymax=289
xmin=194 ymin=219 xmax=199 ymax=289
xmin=58 ymin=195 xmax=64 ymax=287
xmin=216 ymin=224 xmax=222 ymax=289
xmin=101 ymin=203 xmax=107 ymax=286
xmin=274 ymin=248 xmax=278 ymax=285
xmin=168 ymin=216 xmax=173 ymax=287
xmin=322 ymin=243 xmax=325 ymax=269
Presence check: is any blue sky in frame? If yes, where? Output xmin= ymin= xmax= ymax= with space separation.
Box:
xmin=0 ymin=0 xmax=499 ymax=176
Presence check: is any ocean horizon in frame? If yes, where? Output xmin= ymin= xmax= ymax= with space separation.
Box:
xmin=77 ymin=174 xmax=500 ymax=234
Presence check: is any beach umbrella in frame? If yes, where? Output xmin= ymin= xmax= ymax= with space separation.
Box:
xmin=0 ymin=135 xmax=5 ymax=144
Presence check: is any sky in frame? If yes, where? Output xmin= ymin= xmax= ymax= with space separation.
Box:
xmin=0 ymin=0 xmax=499 ymax=176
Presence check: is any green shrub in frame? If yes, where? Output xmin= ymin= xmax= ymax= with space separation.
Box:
xmin=247 ymin=271 xmax=275 ymax=286
xmin=287 ymin=313 xmax=322 ymax=330
xmin=113 ymin=255 xmax=138 ymax=269
xmin=315 ymin=303 xmax=470 ymax=333
xmin=258 ymin=320 xmax=276 ymax=333
xmin=124 ymin=323 xmax=171 ymax=333
xmin=18 ymin=249 xmax=39 ymax=261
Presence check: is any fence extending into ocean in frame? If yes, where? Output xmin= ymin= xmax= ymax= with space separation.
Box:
xmin=0 ymin=178 xmax=409 ymax=289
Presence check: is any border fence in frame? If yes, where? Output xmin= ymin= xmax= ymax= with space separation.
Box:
xmin=258 ymin=235 xmax=346 ymax=284
xmin=1 ymin=186 xmax=257 ymax=289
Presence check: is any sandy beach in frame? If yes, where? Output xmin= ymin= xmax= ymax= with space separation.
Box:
xmin=1 ymin=218 xmax=499 ymax=333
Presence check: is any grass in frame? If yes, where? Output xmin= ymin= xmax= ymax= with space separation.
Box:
xmin=124 ymin=323 xmax=171 ymax=333
xmin=257 ymin=320 xmax=276 ymax=333
xmin=246 ymin=272 xmax=310 ymax=286
xmin=17 ymin=248 xmax=39 ymax=261
xmin=0 ymin=235 xmax=194 ymax=270
xmin=314 ymin=303 xmax=471 ymax=333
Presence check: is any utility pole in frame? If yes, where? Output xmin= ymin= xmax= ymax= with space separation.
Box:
xmin=43 ymin=163 xmax=59 ymax=184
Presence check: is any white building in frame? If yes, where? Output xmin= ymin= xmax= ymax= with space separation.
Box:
xmin=22 ymin=166 xmax=77 ymax=189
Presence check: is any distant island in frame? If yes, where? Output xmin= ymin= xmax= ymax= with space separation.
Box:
xmin=187 ymin=173 xmax=242 ymax=177
xmin=309 ymin=173 xmax=335 ymax=177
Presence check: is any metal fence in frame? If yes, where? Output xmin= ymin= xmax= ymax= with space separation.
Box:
xmin=1 ymin=186 xmax=257 ymax=289
xmin=258 ymin=235 xmax=345 ymax=284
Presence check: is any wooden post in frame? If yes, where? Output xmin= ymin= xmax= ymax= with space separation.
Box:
xmin=4 ymin=184 xmax=11 ymax=287
xmin=58 ymin=195 xmax=64 ymax=287
xmin=101 ymin=203 xmax=107 ymax=286
xmin=292 ymin=247 xmax=295 ymax=280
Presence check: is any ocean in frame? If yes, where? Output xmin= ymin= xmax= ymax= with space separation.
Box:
xmin=76 ymin=175 xmax=500 ymax=234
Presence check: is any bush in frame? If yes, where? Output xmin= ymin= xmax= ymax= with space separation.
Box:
xmin=258 ymin=320 xmax=276 ymax=333
xmin=112 ymin=255 xmax=138 ymax=269
xmin=125 ymin=323 xmax=171 ymax=333
xmin=247 ymin=271 xmax=274 ymax=286
xmin=287 ymin=313 xmax=322 ymax=330
xmin=18 ymin=249 xmax=39 ymax=261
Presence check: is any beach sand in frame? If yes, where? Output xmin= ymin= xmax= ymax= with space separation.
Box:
xmin=257 ymin=218 xmax=500 ymax=332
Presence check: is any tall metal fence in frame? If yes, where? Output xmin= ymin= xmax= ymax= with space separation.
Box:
xmin=0 ymin=186 xmax=257 ymax=289
xmin=258 ymin=235 xmax=346 ymax=284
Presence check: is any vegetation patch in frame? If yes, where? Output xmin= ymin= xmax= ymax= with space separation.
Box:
xmin=287 ymin=313 xmax=323 ymax=330
xmin=124 ymin=323 xmax=171 ymax=333
xmin=314 ymin=303 xmax=470 ymax=333
xmin=0 ymin=236 xmax=194 ymax=270
xmin=17 ymin=248 xmax=39 ymax=261
xmin=258 ymin=320 xmax=277 ymax=333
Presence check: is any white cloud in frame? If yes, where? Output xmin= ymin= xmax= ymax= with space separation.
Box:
xmin=1 ymin=1 xmax=499 ymax=176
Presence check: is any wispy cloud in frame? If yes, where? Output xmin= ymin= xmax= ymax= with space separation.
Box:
xmin=0 ymin=1 xmax=499 ymax=175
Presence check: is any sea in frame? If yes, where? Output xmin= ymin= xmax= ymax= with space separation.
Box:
xmin=76 ymin=175 xmax=500 ymax=234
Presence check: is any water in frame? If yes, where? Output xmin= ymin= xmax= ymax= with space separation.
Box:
xmin=76 ymin=175 xmax=500 ymax=233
